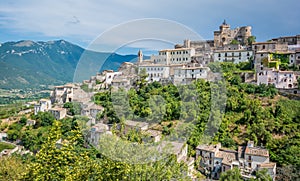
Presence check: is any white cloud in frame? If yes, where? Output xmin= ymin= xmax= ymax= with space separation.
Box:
xmin=0 ymin=0 xmax=299 ymax=48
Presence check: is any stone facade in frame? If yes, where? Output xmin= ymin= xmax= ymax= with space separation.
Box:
xmin=214 ymin=49 xmax=253 ymax=64
xmin=50 ymin=84 xmax=75 ymax=104
xmin=214 ymin=20 xmax=252 ymax=47
xmin=196 ymin=141 xmax=276 ymax=180
xmin=271 ymin=35 xmax=300 ymax=45
xmin=34 ymin=99 xmax=52 ymax=115
xmin=48 ymin=108 xmax=67 ymax=120
xmin=257 ymin=68 xmax=298 ymax=89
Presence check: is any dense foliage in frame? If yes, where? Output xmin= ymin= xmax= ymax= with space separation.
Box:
xmin=1 ymin=62 xmax=299 ymax=180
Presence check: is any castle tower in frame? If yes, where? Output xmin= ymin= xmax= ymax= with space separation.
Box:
xmin=184 ymin=39 xmax=191 ymax=48
xmin=219 ymin=19 xmax=230 ymax=32
xmin=138 ymin=50 xmax=143 ymax=64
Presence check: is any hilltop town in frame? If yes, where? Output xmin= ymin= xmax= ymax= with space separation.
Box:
xmin=1 ymin=21 xmax=300 ymax=180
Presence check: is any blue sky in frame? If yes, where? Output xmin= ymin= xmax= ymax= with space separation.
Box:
xmin=0 ymin=0 xmax=299 ymax=54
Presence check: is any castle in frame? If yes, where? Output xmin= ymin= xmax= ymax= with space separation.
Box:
xmin=214 ymin=20 xmax=252 ymax=47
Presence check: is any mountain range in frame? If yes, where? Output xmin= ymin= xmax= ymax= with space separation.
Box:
xmin=0 ymin=40 xmax=142 ymax=90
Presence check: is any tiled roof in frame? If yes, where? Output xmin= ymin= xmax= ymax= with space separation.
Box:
xmin=258 ymin=162 xmax=276 ymax=168
xmin=245 ymin=147 xmax=269 ymax=157
xmin=196 ymin=144 xmax=218 ymax=152
xmin=215 ymin=150 xmax=237 ymax=165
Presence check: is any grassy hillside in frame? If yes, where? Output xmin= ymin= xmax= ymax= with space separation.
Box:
xmin=0 ymin=40 xmax=140 ymax=90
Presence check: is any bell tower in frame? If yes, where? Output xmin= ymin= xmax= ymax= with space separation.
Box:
xmin=138 ymin=50 xmax=143 ymax=64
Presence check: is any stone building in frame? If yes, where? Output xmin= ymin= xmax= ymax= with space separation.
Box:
xmin=214 ymin=20 xmax=252 ymax=47
xmin=34 ymin=99 xmax=52 ymax=115
xmin=81 ymin=102 xmax=104 ymax=124
xmin=173 ymin=63 xmax=210 ymax=85
xmin=271 ymin=35 xmax=300 ymax=45
xmin=123 ymin=120 xmax=149 ymax=134
xmin=251 ymin=41 xmax=294 ymax=71
xmin=111 ymin=75 xmax=134 ymax=91
xmin=196 ymin=141 xmax=276 ymax=180
xmin=257 ymin=68 xmax=298 ymax=89
xmin=48 ymin=108 xmax=67 ymax=120
xmin=182 ymin=40 xmax=213 ymax=65
xmin=214 ymin=49 xmax=253 ymax=64
xmin=50 ymin=84 xmax=75 ymax=104
xmin=89 ymin=123 xmax=111 ymax=147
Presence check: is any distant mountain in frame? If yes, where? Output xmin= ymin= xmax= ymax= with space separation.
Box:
xmin=0 ymin=40 xmax=141 ymax=90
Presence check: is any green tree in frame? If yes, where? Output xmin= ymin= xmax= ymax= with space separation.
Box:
xmin=0 ymin=156 xmax=27 ymax=180
xmin=230 ymin=39 xmax=240 ymax=45
xmin=251 ymin=169 xmax=272 ymax=181
xmin=24 ymin=121 xmax=102 ymax=180
xmin=248 ymin=36 xmax=256 ymax=45
xmin=220 ymin=168 xmax=243 ymax=181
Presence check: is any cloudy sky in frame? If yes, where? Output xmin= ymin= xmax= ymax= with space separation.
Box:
xmin=0 ymin=0 xmax=299 ymax=52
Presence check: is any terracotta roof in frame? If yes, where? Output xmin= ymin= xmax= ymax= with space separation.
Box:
xmin=49 ymin=107 xmax=66 ymax=111
xmin=139 ymin=63 xmax=169 ymax=67
xmin=159 ymin=48 xmax=193 ymax=52
xmin=252 ymin=42 xmax=277 ymax=45
xmin=92 ymin=123 xmax=109 ymax=132
xmin=196 ymin=144 xmax=218 ymax=152
xmin=258 ymin=162 xmax=276 ymax=168
xmin=215 ymin=150 xmax=237 ymax=165
xmin=245 ymin=147 xmax=269 ymax=157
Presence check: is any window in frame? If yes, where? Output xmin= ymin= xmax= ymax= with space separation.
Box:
xmin=262 ymin=45 xmax=265 ymax=49
xmin=248 ymin=156 xmax=251 ymax=160
xmin=218 ymin=53 xmax=221 ymax=57
xmin=248 ymin=163 xmax=251 ymax=168
xmin=225 ymin=53 xmax=227 ymax=57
